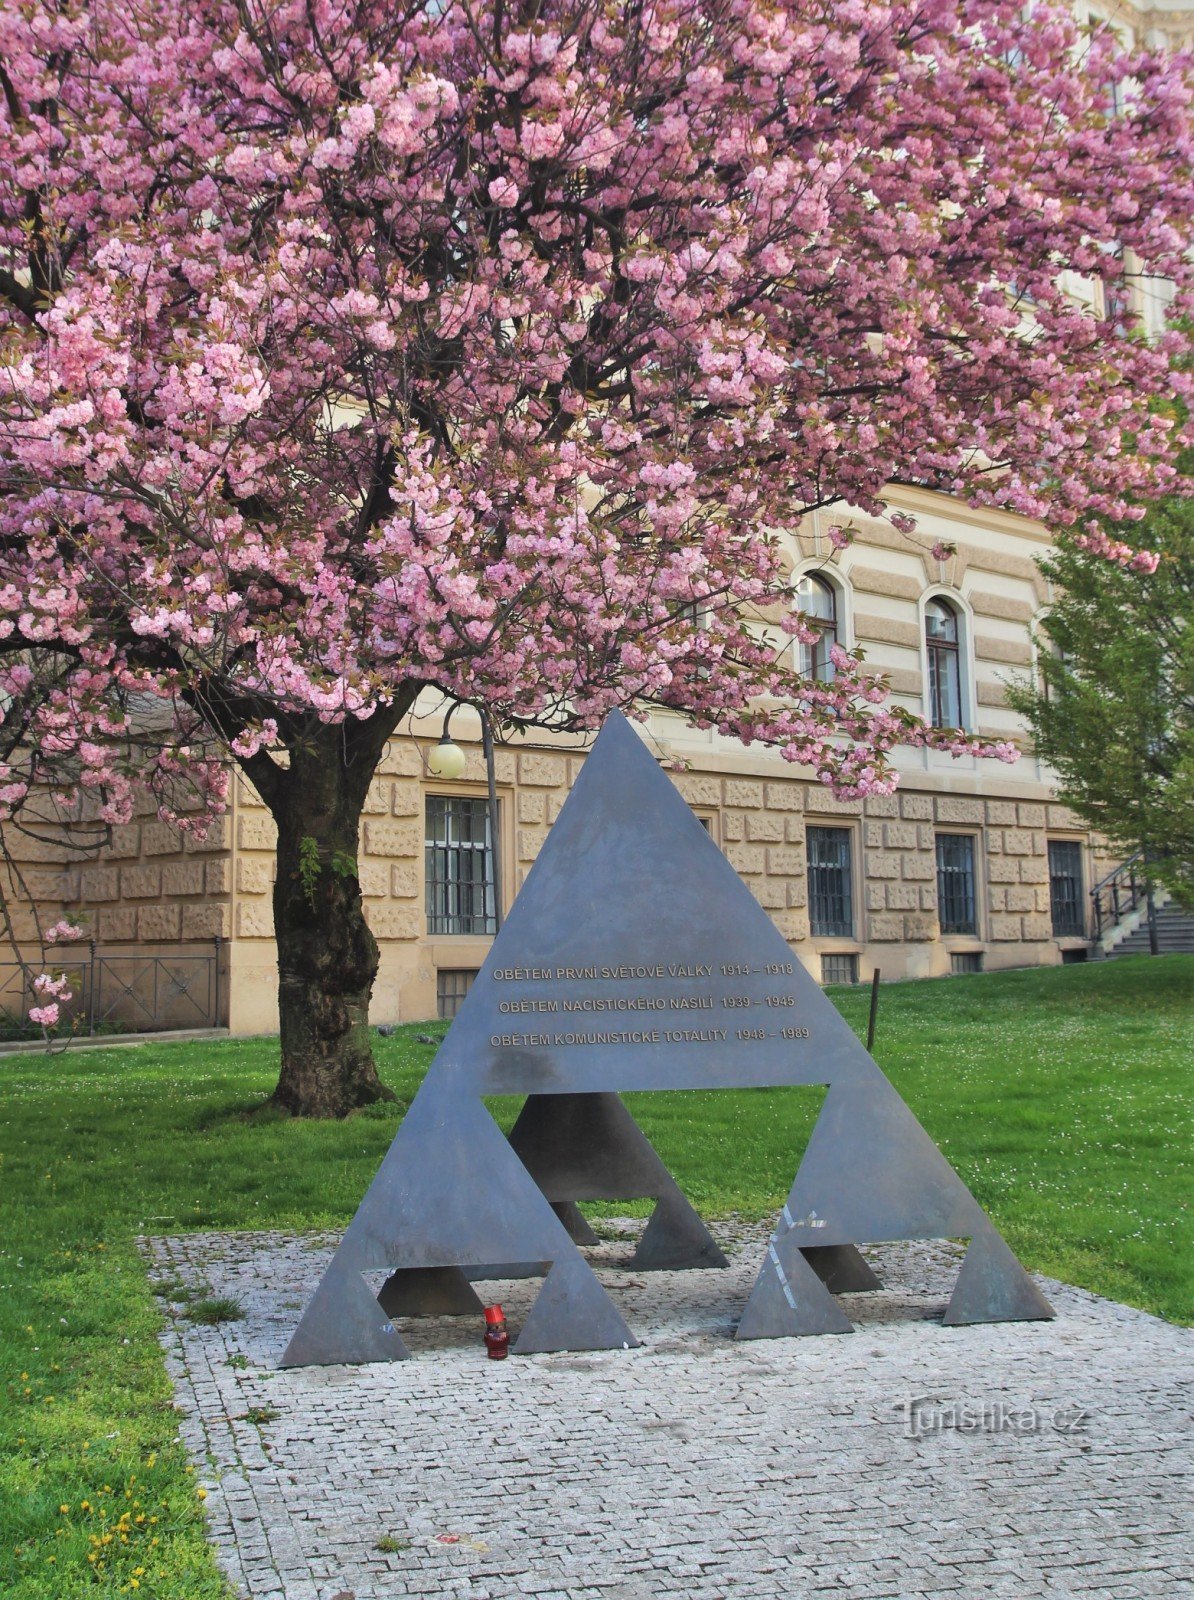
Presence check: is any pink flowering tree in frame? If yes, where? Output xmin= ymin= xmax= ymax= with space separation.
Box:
xmin=0 ymin=1 xmax=1188 ymax=1114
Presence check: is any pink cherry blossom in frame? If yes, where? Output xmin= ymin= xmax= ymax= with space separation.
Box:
xmin=0 ymin=2 xmax=1187 ymax=1091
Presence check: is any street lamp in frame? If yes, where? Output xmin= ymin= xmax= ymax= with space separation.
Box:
xmin=426 ymin=703 xmax=468 ymax=779
xmin=426 ymin=731 xmax=467 ymax=780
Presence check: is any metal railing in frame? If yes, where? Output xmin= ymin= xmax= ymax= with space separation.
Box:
xmin=0 ymin=938 xmax=224 ymax=1038
xmin=1089 ymin=852 xmax=1148 ymax=941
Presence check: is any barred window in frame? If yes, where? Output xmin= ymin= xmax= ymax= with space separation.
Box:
xmin=1048 ymin=841 xmax=1086 ymax=937
xmin=821 ymin=953 xmax=859 ymax=986
xmin=936 ymin=833 xmax=978 ymax=936
xmin=436 ymin=969 xmax=478 ymax=1020
xmin=807 ymin=827 xmax=853 ymax=938
xmin=425 ymin=796 xmax=497 ymax=936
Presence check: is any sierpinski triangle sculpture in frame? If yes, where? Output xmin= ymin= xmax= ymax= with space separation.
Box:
xmin=282 ymin=710 xmax=1052 ymax=1366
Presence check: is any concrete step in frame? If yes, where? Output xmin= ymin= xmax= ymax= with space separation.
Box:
xmin=1105 ymin=905 xmax=1194 ymax=957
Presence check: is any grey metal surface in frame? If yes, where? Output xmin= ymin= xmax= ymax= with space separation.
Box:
xmin=282 ymin=710 xmax=1052 ymax=1367
xmin=377 ymin=1266 xmax=483 ymax=1319
xmin=802 ymin=1244 xmax=884 ymax=1295
xmin=508 ymin=1092 xmax=728 ymax=1270
xmin=550 ymin=1199 xmax=599 ymax=1245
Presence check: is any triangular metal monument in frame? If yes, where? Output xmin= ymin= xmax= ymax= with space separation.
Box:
xmin=282 ymin=711 xmax=1052 ymax=1366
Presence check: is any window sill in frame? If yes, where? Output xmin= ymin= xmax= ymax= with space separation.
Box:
xmin=426 ymin=934 xmax=496 ymax=956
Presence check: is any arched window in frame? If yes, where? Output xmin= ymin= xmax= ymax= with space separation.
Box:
xmin=925 ymin=597 xmax=963 ymax=727
xmin=795 ymin=573 xmax=838 ymax=682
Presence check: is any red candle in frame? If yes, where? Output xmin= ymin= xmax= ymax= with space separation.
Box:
xmin=483 ymin=1303 xmax=509 ymax=1359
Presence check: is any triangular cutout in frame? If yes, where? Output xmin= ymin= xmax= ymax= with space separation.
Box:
xmin=284 ymin=710 xmax=1051 ymax=1365
xmin=507 ymin=1092 xmax=727 ymax=1269
xmin=801 ymin=1244 xmax=883 ymax=1294
xmin=377 ymin=1266 xmax=484 ymax=1319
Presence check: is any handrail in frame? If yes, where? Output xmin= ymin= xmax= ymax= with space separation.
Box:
xmin=1089 ymin=850 xmax=1147 ymax=940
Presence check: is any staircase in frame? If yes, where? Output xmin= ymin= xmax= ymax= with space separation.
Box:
xmin=1091 ymin=853 xmax=1194 ymax=958
xmin=1104 ymin=899 xmax=1194 ymax=957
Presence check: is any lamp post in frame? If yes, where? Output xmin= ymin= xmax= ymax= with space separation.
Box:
xmin=479 ymin=708 xmax=504 ymax=933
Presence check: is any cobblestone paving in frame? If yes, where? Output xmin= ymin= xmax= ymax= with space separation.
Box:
xmin=145 ymin=1224 xmax=1192 ymax=1600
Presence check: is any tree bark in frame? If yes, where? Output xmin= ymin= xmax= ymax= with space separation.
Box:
xmin=264 ymin=726 xmax=396 ymax=1118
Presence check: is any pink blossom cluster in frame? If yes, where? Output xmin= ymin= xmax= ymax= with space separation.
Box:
xmin=28 ymin=970 xmax=72 ymax=1029
xmin=0 ymin=0 xmax=1186 ymax=861
xmin=1073 ymin=529 xmax=1162 ymax=573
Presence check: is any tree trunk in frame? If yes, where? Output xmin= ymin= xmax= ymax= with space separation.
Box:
xmin=265 ymin=731 xmax=396 ymax=1118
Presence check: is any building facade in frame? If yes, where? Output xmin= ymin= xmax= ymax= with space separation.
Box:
xmin=5 ymin=485 xmax=1125 ymax=1035
xmin=3 ymin=0 xmax=1186 ymax=1037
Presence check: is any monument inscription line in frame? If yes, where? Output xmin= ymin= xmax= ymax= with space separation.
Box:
xmin=488 ymin=962 xmax=810 ymax=1050
xmin=282 ymin=710 xmax=1053 ymax=1368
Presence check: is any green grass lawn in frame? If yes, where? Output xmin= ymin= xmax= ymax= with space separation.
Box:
xmin=1 ymin=954 xmax=1190 ymax=1597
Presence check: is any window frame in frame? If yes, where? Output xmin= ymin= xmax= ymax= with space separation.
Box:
xmin=820 ymin=952 xmax=859 ymax=986
xmin=436 ymin=967 xmax=479 ymax=1020
xmin=920 ymin=588 xmax=974 ymax=732
xmin=1047 ymin=838 xmax=1087 ymax=939
xmin=806 ymin=824 xmax=856 ymax=939
xmin=424 ymin=792 xmax=499 ymax=938
xmin=935 ymin=830 xmax=981 ymax=938
xmin=792 ymin=563 xmax=852 ymax=687
xmin=794 ymin=571 xmax=839 ymax=682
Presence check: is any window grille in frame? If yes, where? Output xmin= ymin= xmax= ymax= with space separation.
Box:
xmin=950 ymin=952 xmax=984 ymax=975
xmin=821 ymin=953 xmax=859 ymax=986
xmin=1048 ymin=840 xmax=1086 ymax=937
xmin=936 ymin=833 xmax=978 ymax=935
xmin=436 ymin=969 xmax=478 ymax=1020
xmin=425 ymin=796 xmax=497 ymax=936
xmin=807 ymin=827 xmax=854 ymax=937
